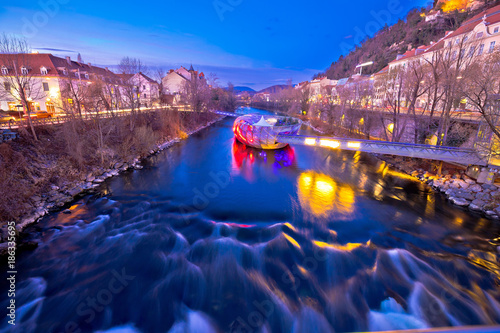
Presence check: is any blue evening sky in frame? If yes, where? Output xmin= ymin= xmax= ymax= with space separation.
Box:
xmin=0 ymin=0 xmax=429 ymax=90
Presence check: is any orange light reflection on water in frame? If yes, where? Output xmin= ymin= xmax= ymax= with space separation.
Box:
xmin=297 ymin=171 xmax=355 ymax=217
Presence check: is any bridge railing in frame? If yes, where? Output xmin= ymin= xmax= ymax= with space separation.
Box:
xmin=277 ymin=134 xmax=488 ymax=166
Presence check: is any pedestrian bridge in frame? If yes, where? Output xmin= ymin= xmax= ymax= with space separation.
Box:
xmin=277 ymin=135 xmax=488 ymax=166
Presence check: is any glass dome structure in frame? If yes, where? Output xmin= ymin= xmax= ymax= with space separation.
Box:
xmin=233 ymin=114 xmax=302 ymax=149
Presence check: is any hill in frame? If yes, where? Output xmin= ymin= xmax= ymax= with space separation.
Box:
xmin=258 ymin=85 xmax=289 ymax=94
xmin=318 ymin=1 xmax=499 ymax=79
xmin=232 ymin=86 xmax=256 ymax=94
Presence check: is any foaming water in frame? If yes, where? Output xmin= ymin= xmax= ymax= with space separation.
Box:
xmin=1 ymin=108 xmax=499 ymax=333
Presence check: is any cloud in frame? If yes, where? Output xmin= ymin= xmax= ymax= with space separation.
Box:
xmin=34 ymin=47 xmax=77 ymax=53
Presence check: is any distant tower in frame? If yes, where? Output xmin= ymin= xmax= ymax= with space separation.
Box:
xmin=77 ymin=53 xmax=83 ymax=64
xmin=189 ymin=64 xmax=195 ymax=72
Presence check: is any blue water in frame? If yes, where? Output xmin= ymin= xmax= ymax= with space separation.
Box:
xmin=1 ymin=107 xmax=499 ymax=333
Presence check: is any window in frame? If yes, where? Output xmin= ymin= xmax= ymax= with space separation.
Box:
xmin=75 ymin=72 xmax=80 ymax=78
xmin=143 ymin=85 xmax=146 ymax=89
xmin=40 ymin=67 xmax=48 ymax=75
xmin=478 ymin=44 xmax=484 ymax=55
xmin=84 ymin=73 xmax=89 ymax=79
xmin=21 ymin=67 xmax=28 ymax=75
xmin=43 ymin=82 xmax=49 ymax=92
xmin=63 ymin=68 xmax=68 ymax=75
xmin=455 ymin=38 xmax=460 ymax=45
xmin=1 ymin=67 xmax=8 ymax=75
xmin=452 ymin=51 xmax=457 ymax=60
xmin=495 ymin=27 xmax=499 ymax=33
xmin=4 ymin=82 xmax=10 ymax=91
xmin=476 ymin=32 xmax=484 ymax=38
xmin=460 ymin=48 xmax=466 ymax=58
xmin=144 ymin=93 xmax=147 ymax=98
xmin=464 ymin=36 xmax=468 ymax=42
xmin=468 ymin=46 xmax=475 ymax=57
xmin=489 ymin=41 xmax=496 ymax=53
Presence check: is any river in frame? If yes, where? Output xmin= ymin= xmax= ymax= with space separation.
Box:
xmin=1 ymin=107 xmax=500 ymax=333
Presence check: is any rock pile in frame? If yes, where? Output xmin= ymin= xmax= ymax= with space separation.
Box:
xmin=411 ymin=170 xmax=500 ymax=219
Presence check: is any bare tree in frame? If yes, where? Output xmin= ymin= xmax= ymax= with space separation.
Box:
xmin=0 ymin=34 xmax=44 ymax=140
xmin=181 ymin=70 xmax=210 ymax=113
xmin=118 ymin=56 xmax=147 ymax=129
xmin=461 ymin=50 xmax=500 ymax=140
xmin=59 ymin=70 xmax=89 ymax=117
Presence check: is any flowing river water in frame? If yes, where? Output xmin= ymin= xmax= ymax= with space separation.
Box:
xmin=1 ymin=107 xmax=500 ymax=333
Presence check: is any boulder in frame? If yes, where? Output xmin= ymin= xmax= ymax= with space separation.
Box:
xmin=469 ymin=184 xmax=483 ymax=192
xmin=464 ymin=179 xmax=476 ymax=185
xmin=67 ymin=186 xmax=82 ymax=197
xmin=475 ymin=192 xmax=491 ymax=201
xmin=469 ymin=204 xmax=483 ymax=212
xmin=485 ymin=210 xmax=498 ymax=219
xmin=93 ymin=178 xmax=105 ymax=184
xmin=455 ymin=190 xmax=475 ymax=201
xmin=114 ymin=162 xmax=125 ymax=169
xmin=451 ymin=197 xmax=470 ymax=207
xmin=482 ymin=184 xmax=497 ymax=191
xmin=471 ymin=199 xmax=486 ymax=210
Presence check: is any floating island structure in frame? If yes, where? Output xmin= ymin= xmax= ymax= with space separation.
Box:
xmin=233 ymin=114 xmax=302 ymax=149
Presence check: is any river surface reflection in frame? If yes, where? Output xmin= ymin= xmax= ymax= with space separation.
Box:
xmin=1 ymin=107 xmax=499 ymax=333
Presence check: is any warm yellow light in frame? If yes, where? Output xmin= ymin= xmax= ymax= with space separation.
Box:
xmin=388 ymin=123 xmax=394 ymax=133
xmin=359 ymin=118 xmax=364 ymax=125
xmin=283 ymin=233 xmax=301 ymax=249
xmin=305 ymin=138 xmax=316 ymax=146
xmin=46 ymin=98 xmax=50 ymax=101
xmin=320 ymin=139 xmax=340 ymax=149
xmin=347 ymin=142 xmax=361 ymax=149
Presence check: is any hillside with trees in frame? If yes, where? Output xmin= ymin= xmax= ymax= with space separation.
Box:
xmin=319 ymin=0 xmax=500 ymax=79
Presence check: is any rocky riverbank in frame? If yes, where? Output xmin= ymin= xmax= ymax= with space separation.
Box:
xmin=306 ymin=120 xmax=500 ymax=221
xmin=0 ymin=114 xmax=224 ymax=254
xmin=378 ymin=155 xmax=500 ymax=221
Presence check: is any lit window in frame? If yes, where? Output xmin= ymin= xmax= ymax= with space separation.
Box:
xmin=43 ymin=82 xmax=49 ymax=92
xmin=40 ymin=67 xmax=48 ymax=75
xmin=21 ymin=67 xmax=28 ymax=75
xmin=1 ymin=67 xmax=7 ymax=75
xmin=489 ymin=41 xmax=496 ymax=53
xmin=478 ymin=44 xmax=484 ymax=55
